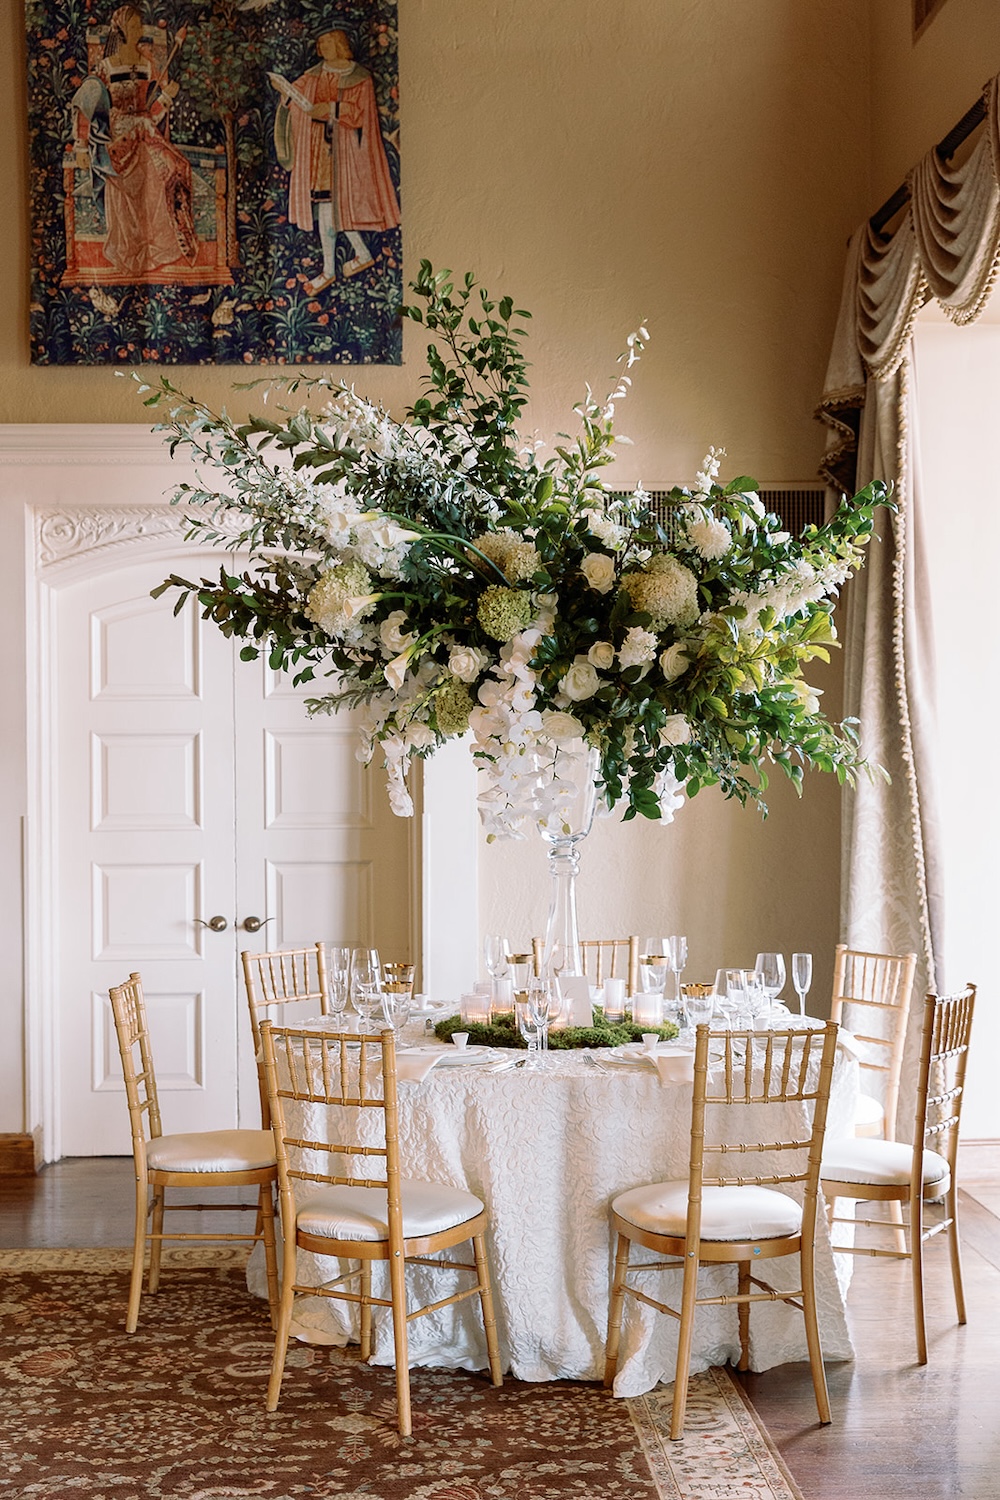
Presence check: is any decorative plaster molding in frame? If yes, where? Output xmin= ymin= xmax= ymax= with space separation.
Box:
xmin=34 ymin=506 xmax=186 ymax=568
xmin=0 ymin=425 xmax=180 ymax=465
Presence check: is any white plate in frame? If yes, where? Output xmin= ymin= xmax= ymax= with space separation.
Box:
xmin=434 ymin=1047 xmax=504 ymax=1068
xmin=400 ymin=1046 xmax=498 ymax=1068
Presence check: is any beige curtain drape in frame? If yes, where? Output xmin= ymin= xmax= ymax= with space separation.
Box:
xmin=818 ymin=75 xmax=1000 ymax=1127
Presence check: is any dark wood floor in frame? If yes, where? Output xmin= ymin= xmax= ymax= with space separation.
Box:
xmin=2 ymin=1158 xmax=999 ymax=1499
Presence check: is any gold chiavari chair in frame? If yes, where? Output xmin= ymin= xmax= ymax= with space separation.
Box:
xmin=260 ymin=1022 xmax=504 ymax=1437
xmin=821 ymin=984 xmax=975 ymax=1364
xmin=604 ymin=1021 xmax=839 ymax=1439
xmin=531 ymin=935 xmax=639 ymax=995
xmin=108 ymin=972 xmax=280 ymax=1334
xmin=831 ymin=945 xmax=917 ymax=1139
xmin=241 ymin=943 xmax=331 ymax=1127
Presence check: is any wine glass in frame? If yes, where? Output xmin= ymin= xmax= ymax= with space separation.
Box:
xmin=792 ymin=952 xmax=813 ymax=1016
xmin=754 ymin=952 xmax=786 ymax=1009
xmin=742 ymin=970 xmax=771 ymax=1030
xmin=528 ymin=973 xmax=560 ymax=1054
xmin=350 ymin=947 xmax=382 ymax=1030
xmin=514 ymin=997 xmax=542 ymax=1067
xmin=484 ymin=934 xmax=509 ymax=983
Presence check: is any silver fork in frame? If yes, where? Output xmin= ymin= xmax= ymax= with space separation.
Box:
xmin=583 ymin=1052 xmax=609 ymax=1074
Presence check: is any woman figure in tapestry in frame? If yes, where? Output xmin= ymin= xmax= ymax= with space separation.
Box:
xmin=272 ymin=28 xmax=400 ymax=296
xmin=72 ymin=4 xmax=198 ymax=279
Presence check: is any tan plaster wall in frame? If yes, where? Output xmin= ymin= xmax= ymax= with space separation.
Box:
xmin=25 ymin=3 xmax=1000 ymax=1130
xmin=869 ymin=0 xmax=1000 ymax=210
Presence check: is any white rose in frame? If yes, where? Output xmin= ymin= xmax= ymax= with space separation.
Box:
xmin=405 ymin=722 xmax=437 ymax=750
xmin=659 ymin=714 xmax=692 ymax=746
xmin=448 ymin=644 xmax=489 ymax=683
xmin=580 ymin=552 xmax=616 ymax=594
xmin=559 ymin=658 xmax=600 ymax=702
xmin=587 ymin=641 xmax=615 ymax=670
xmin=380 ymin=609 xmax=415 ymax=655
xmin=659 ymin=643 xmax=689 ymax=682
xmin=541 ymin=710 xmax=585 ymax=743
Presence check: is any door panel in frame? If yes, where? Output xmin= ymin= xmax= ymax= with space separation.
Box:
xmin=58 ymin=561 xmax=237 ymax=1154
xmin=56 ymin=554 xmax=414 ymax=1153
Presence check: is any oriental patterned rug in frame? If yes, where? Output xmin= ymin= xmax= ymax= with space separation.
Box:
xmin=0 ymin=1250 xmax=802 ymax=1500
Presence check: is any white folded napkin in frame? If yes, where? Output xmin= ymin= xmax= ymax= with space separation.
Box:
xmin=394 ymin=1049 xmax=443 ymax=1083
xmin=647 ymin=1046 xmax=696 ymax=1084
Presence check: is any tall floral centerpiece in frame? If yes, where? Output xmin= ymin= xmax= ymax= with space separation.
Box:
xmin=142 ymin=262 xmax=888 ymax=975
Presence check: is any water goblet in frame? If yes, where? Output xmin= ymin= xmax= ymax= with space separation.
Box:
xmin=754 ymin=952 xmax=786 ymax=1009
xmin=381 ymin=986 xmax=411 ymax=1040
xmin=792 ymin=952 xmax=813 ymax=1016
xmin=682 ymin=984 xmax=715 ymax=1042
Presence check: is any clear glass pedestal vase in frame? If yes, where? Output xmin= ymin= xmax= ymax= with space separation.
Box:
xmin=538 ymin=744 xmax=599 ymax=978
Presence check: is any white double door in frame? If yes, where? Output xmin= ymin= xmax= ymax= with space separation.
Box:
xmin=55 ymin=554 xmax=412 ymax=1156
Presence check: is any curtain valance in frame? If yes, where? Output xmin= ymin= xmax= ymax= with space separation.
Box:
xmin=816 ymin=73 xmax=1000 ymax=1131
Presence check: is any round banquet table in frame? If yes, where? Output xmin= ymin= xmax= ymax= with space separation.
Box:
xmin=247 ymin=1022 xmax=858 ymax=1397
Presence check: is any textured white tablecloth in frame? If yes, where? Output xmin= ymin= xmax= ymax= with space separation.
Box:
xmin=248 ymin=1027 xmax=857 ymax=1396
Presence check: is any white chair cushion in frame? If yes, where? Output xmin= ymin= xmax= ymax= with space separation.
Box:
xmin=612 ymin=1179 xmax=802 ymax=1242
xmin=146 ymin=1130 xmax=276 ymax=1173
xmin=297 ymin=1179 xmax=485 ymax=1243
xmin=821 ymin=1137 xmax=950 ymax=1191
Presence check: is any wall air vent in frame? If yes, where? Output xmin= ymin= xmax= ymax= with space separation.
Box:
xmin=608 ymin=484 xmax=829 ymax=542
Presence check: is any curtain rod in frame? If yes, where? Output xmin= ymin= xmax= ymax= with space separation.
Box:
xmin=869 ymin=93 xmax=987 ymax=233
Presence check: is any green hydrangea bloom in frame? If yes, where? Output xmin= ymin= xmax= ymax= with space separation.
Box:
xmin=305 ymin=560 xmax=375 ymax=636
xmin=434 ymin=679 xmax=474 ymax=736
xmin=477 ymin=584 xmax=533 ymax=642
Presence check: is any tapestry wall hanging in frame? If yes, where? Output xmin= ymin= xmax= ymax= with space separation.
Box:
xmin=27 ymin=0 xmax=401 ymax=365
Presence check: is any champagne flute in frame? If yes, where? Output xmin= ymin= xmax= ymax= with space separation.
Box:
xmin=327 ymin=944 xmax=351 ymax=1017
xmin=667 ymin=935 xmax=688 ymax=1027
xmin=792 ymin=952 xmax=813 ymax=1016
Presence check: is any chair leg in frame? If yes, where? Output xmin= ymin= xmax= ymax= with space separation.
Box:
xmin=670 ymin=1248 xmax=702 ymax=1441
xmin=603 ymin=1232 xmax=631 ymax=1388
xmin=945 ymin=1182 xmax=967 ymax=1326
xmin=387 ymin=1248 xmax=412 ymax=1438
xmin=737 ymin=1262 xmax=751 ymax=1372
xmin=911 ymin=1191 xmax=928 ymax=1365
xmin=359 ymin=1261 xmax=373 ymax=1362
xmin=800 ymin=1234 xmax=832 ymax=1425
xmin=266 ymin=1256 xmax=298 ymax=1412
xmin=472 ymin=1232 xmax=503 ymax=1387
xmin=125 ymin=1174 xmax=148 ymax=1334
xmin=258 ymin=1184 xmax=280 ymax=1331
xmin=148 ymin=1187 xmax=165 ymax=1294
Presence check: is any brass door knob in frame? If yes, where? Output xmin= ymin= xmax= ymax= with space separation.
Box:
xmin=241 ymin=915 xmax=273 ymax=933
xmin=195 ymin=915 xmax=228 ymax=932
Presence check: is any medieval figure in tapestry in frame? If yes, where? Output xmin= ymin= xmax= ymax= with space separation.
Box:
xmin=27 ymin=0 xmax=401 ymax=365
